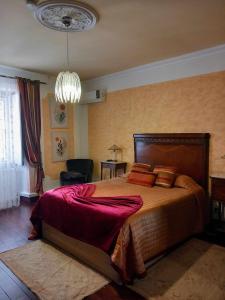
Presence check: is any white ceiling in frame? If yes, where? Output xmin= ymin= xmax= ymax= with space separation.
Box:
xmin=0 ymin=0 xmax=225 ymax=80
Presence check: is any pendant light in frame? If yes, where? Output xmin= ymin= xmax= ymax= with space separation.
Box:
xmin=27 ymin=0 xmax=98 ymax=103
xmin=55 ymin=17 xmax=81 ymax=103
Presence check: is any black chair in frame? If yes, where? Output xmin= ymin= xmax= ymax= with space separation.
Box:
xmin=60 ymin=159 xmax=94 ymax=186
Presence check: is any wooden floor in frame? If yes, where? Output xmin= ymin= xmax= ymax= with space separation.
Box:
xmin=0 ymin=201 xmax=143 ymax=300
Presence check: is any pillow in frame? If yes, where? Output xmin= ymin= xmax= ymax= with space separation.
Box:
xmin=153 ymin=165 xmax=177 ymax=174
xmin=127 ymin=163 xmax=155 ymax=186
xmin=120 ymin=163 xmax=151 ymax=179
xmin=131 ymin=163 xmax=152 ymax=172
xmin=127 ymin=170 xmax=157 ymax=186
xmin=174 ymin=174 xmax=200 ymax=189
xmin=153 ymin=165 xmax=177 ymax=188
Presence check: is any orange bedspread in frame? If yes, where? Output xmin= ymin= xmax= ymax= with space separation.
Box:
xmin=93 ymin=175 xmax=207 ymax=282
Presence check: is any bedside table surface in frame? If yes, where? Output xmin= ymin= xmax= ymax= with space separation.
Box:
xmin=101 ymin=161 xmax=126 ymax=164
xmin=210 ymin=173 xmax=225 ymax=180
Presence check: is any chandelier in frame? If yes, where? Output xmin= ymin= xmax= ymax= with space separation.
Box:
xmin=27 ymin=0 xmax=98 ymax=103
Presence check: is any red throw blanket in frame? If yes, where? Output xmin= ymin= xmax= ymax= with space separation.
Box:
xmin=30 ymin=184 xmax=142 ymax=253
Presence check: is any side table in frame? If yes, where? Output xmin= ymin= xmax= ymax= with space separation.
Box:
xmin=100 ymin=161 xmax=127 ymax=180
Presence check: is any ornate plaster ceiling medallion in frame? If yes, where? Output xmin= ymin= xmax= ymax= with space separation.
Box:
xmin=31 ymin=0 xmax=98 ymax=32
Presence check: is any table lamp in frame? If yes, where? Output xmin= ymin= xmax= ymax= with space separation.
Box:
xmin=108 ymin=144 xmax=121 ymax=162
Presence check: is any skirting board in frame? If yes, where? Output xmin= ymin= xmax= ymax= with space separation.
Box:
xmin=20 ymin=192 xmax=38 ymax=198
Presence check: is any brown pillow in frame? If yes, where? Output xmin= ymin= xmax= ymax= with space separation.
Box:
xmin=132 ymin=163 xmax=152 ymax=172
xmin=127 ymin=170 xmax=157 ymax=187
xmin=153 ymin=165 xmax=177 ymax=188
xmin=174 ymin=174 xmax=199 ymax=189
xmin=153 ymin=165 xmax=177 ymax=174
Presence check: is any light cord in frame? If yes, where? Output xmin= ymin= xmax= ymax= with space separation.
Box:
xmin=66 ymin=31 xmax=69 ymax=70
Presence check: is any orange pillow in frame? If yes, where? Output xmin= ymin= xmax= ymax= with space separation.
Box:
xmin=153 ymin=165 xmax=177 ymax=188
xmin=153 ymin=165 xmax=177 ymax=174
xmin=127 ymin=171 xmax=157 ymax=186
xmin=131 ymin=163 xmax=152 ymax=172
xmin=127 ymin=163 xmax=156 ymax=186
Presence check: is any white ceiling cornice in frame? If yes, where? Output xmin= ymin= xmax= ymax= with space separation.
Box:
xmin=83 ymin=44 xmax=225 ymax=92
xmin=0 ymin=64 xmax=49 ymax=83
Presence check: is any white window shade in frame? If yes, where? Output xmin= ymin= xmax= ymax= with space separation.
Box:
xmin=0 ymin=78 xmax=22 ymax=165
xmin=0 ymin=77 xmax=22 ymax=209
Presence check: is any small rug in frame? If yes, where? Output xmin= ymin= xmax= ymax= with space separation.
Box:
xmin=129 ymin=239 xmax=225 ymax=299
xmin=0 ymin=240 xmax=109 ymax=300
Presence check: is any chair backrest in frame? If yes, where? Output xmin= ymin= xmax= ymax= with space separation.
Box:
xmin=66 ymin=159 xmax=94 ymax=182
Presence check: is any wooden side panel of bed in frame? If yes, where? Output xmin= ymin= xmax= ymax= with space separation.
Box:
xmin=134 ymin=133 xmax=210 ymax=192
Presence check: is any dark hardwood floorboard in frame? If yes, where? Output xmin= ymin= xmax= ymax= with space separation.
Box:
xmin=0 ymin=201 xmax=34 ymax=253
xmin=0 ymin=286 xmax=10 ymax=300
xmin=0 ymin=262 xmax=37 ymax=300
xmin=0 ymin=201 xmax=38 ymax=299
xmin=0 ymin=267 xmax=31 ymax=300
xmin=0 ymin=201 xmax=144 ymax=300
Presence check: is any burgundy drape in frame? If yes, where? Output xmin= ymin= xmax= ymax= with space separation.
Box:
xmin=17 ymin=78 xmax=44 ymax=194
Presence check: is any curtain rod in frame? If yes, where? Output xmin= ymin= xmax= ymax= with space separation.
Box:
xmin=0 ymin=74 xmax=47 ymax=85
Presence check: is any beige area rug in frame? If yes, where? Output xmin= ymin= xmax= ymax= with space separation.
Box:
xmin=129 ymin=239 xmax=225 ymax=300
xmin=0 ymin=240 xmax=109 ymax=300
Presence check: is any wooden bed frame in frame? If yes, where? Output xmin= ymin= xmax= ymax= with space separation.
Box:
xmin=43 ymin=133 xmax=210 ymax=283
xmin=134 ymin=133 xmax=210 ymax=192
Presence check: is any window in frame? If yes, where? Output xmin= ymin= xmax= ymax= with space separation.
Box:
xmin=0 ymin=79 xmax=22 ymax=165
xmin=0 ymin=77 xmax=22 ymax=209
xmin=0 ymin=97 xmax=5 ymax=161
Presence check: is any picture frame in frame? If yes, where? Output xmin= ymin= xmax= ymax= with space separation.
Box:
xmin=51 ymin=131 xmax=69 ymax=162
xmin=49 ymin=95 xmax=68 ymax=128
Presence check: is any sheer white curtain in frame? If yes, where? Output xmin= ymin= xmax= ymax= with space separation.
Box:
xmin=0 ymin=77 xmax=22 ymax=210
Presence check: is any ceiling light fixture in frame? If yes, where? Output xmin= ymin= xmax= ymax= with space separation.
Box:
xmin=27 ymin=0 xmax=98 ymax=103
xmin=55 ymin=17 xmax=81 ymax=103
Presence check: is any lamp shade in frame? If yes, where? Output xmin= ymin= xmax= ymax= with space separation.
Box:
xmin=55 ymin=71 xmax=81 ymax=103
xmin=108 ymin=144 xmax=121 ymax=151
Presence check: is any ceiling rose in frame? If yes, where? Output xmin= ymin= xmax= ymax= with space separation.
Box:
xmin=29 ymin=0 xmax=98 ymax=32
xmin=26 ymin=0 xmax=98 ymax=103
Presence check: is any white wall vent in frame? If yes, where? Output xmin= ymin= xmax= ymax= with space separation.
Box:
xmin=80 ymin=90 xmax=106 ymax=104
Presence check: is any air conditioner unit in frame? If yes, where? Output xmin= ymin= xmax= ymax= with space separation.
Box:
xmin=80 ymin=90 xmax=106 ymax=104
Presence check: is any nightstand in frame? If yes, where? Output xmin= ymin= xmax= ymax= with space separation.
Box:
xmin=100 ymin=161 xmax=127 ymax=180
xmin=198 ymin=174 xmax=225 ymax=247
xmin=211 ymin=174 xmax=225 ymax=222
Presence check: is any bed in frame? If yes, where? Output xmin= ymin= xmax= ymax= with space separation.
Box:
xmin=41 ymin=133 xmax=210 ymax=283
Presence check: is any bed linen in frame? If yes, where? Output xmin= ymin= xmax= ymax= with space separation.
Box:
xmin=35 ymin=175 xmax=207 ymax=282
xmin=92 ymin=175 xmax=207 ymax=282
xmin=30 ymin=183 xmax=142 ymax=253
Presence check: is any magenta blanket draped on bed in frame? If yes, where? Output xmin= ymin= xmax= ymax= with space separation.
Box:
xmin=30 ymin=184 xmax=143 ymax=253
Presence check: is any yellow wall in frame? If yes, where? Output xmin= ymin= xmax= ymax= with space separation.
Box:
xmin=88 ymin=71 xmax=225 ymax=178
xmin=42 ymin=94 xmax=75 ymax=179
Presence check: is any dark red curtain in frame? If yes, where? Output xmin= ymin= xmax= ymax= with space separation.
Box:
xmin=17 ymin=78 xmax=44 ymax=194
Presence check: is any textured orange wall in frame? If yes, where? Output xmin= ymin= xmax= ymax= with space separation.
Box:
xmin=88 ymin=71 xmax=225 ymax=178
xmin=42 ymin=94 xmax=75 ymax=179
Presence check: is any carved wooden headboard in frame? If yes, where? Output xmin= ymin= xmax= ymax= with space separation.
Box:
xmin=134 ymin=133 xmax=210 ymax=191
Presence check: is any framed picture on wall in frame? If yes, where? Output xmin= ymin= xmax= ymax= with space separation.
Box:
xmin=49 ymin=95 xmax=68 ymax=128
xmin=52 ymin=131 xmax=69 ymax=162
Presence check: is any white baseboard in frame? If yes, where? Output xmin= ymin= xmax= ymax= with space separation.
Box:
xmin=20 ymin=192 xmax=38 ymax=198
